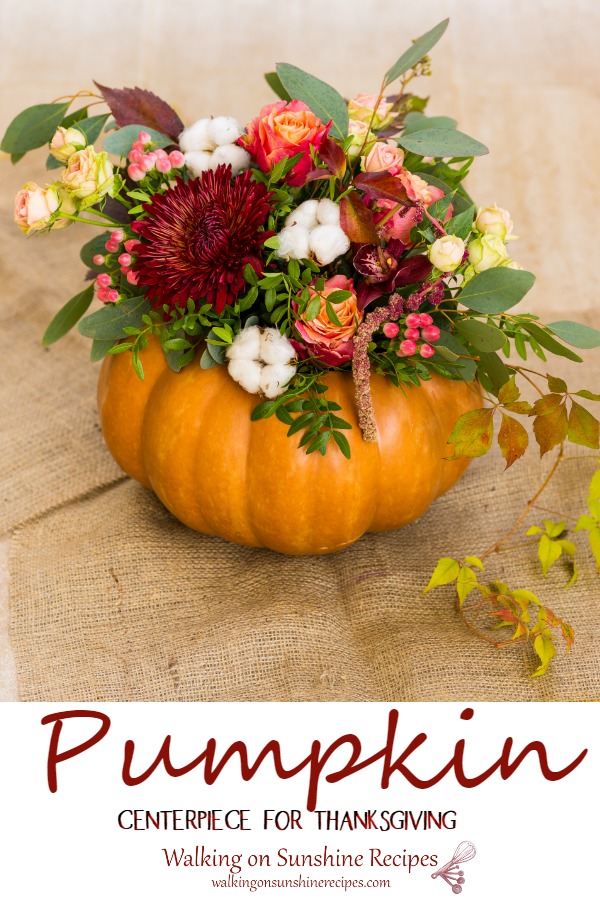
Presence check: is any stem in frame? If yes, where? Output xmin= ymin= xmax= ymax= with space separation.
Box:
xmin=531 ymin=504 xmax=577 ymax=522
xmin=480 ymin=445 xmax=564 ymax=560
xmin=58 ymin=211 xmax=117 ymax=228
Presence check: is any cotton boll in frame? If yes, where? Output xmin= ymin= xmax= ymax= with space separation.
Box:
xmin=183 ymin=150 xmax=215 ymax=176
xmin=207 ymin=116 xmax=243 ymax=147
xmin=316 ymin=198 xmax=341 ymax=226
xmin=226 ymin=326 xmax=262 ymax=361
xmin=309 ymin=224 xmax=350 ymax=265
xmin=179 ymin=118 xmax=215 ymax=152
xmin=228 ymin=358 xmax=263 ymax=394
xmin=212 ymin=143 xmax=251 ymax=175
xmin=260 ymin=363 xmax=296 ymax=399
xmin=275 ymin=225 xmax=311 ymax=261
xmin=285 ymin=199 xmax=319 ymax=230
xmin=260 ymin=328 xmax=296 ymax=365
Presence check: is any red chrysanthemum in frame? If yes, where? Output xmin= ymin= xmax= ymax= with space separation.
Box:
xmin=132 ymin=166 xmax=272 ymax=313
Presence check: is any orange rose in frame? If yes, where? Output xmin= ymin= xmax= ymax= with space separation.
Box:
xmin=293 ymin=275 xmax=362 ymax=365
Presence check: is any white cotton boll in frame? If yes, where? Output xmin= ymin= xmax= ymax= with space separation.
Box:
xmin=260 ymin=363 xmax=297 ymax=399
xmin=316 ymin=198 xmax=341 ymax=226
xmin=285 ymin=199 xmax=319 ymax=230
xmin=228 ymin=358 xmax=263 ymax=394
xmin=260 ymin=328 xmax=296 ymax=365
xmin=275 ymin=225 xmax=311 ymax=261
xmin=207 ymin=116 xmax=243 ymax=147
xmin=212 ymin=143 xmax=251 ymax=175
xmin=183 ymin=150 xmax=215 ymax=176
xmin=309 ymin=224 xmax=350 ymax=265
xmin=179 ymin=118 xmax=215 ymax=152
xmin=226 ymin=326 xmax=262 ymax=361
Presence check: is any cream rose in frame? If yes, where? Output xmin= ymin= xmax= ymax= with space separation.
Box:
xmin=475 ymin=203 xmax=514 ymax=240
xmin=467 ymin=234 xmax=509 ymax=273
xmin=61 ymin=147 xmax=113 ymax=203
xmin=49 ymin=126 xmax=86 ymax=162
xmin=348 ymin=93 xmax=394 ymax=130
xmin=428 ymin=235 xmax=465 ymax=272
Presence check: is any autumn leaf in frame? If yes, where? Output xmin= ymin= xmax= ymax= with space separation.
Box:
xmin=94 ymin=82 xmax=184 ymax=141
xmin=532 ymin=402 xmax=568 ymax=456
xmin=353 ymin=171 xmax=411 ymax=204
xmin=547 ymin=374 xmax=568 ymax=393
xmin=498 ymin=374 xmax=520 ymax=404
xmin=339 ymin=192 xmax=380 ymax=244
xmin=447 ymin=407 xmax=494 ymax=459
xmin=567 ymin=400 xmax=600 ymax=449
xmin=498 ymin=412 xmax=529 ymax=468
xmin=319 ymin=138 xmax=346 ymax=178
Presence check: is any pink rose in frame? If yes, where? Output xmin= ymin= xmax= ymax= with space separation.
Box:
xmin=373 ymin=170 xmax=446 ymax=246
xmin=363 ymin=141 xmax=405 ymax=175
xmin=293 ymin=275 xmax=363 ymax=366
xmin=13 ymin=182 xmax=59 ymax=234
xmin=239 ymin=100 xmax=330 ymax=187
xmin=397 ymin=169 xmax=444 ymax=206
xmin=347 ymin=93 xmax=394 ymax=130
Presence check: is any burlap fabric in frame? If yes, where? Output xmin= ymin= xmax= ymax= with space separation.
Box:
xmin=3 ymin=154 xmax=600 ymax=702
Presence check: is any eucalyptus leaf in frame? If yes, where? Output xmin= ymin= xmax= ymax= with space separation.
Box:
xmin=398 ymin=127 xmax=488 ymax=158
xmin=90 ymin=339 xmax=115 ymax=361
xmin=521 ymin=322 xmax=583 ymax=363
xmin=200 ymin=348 xmax=221 ymax=369
xmin=435 ymin=330 xmax=477 ymax=381
xmin=477 ymin=351 xmax=511 ymax=393
xmin=80 ymin=232 xmax=112 ymax=269
xmin=1 ymin=101 xmax=70 ymax=154
xmin=384 ymin=18 xmax=449 ymax=86
xmin=78 ymin=114 xmax=110 ymax=146
xmin=547 ymin=320 xmax=600 ymax=349
xmin=264 ymin=71 xmax=292 ymax=102
xmin=103 ymin=124 xmax=171 ymax=156
xmin=276 ymin=63 xmax=348 ymax=140
xmin=46 ymin=154 xmax=63 ymax=170
xmin=458 ymin=268 xmax=536 ymax=314
xmin=456 ymin=318 xmax=508 ymax=353
xmin=43 ymin=285 xmax=95 ymax=346
xmin=403 ymin=113 xmax=457 ymax=134
xmin=419 ymin=174 xmax=471 ymax=214
xmin=78 ymin=296 xmax=149 ymax=340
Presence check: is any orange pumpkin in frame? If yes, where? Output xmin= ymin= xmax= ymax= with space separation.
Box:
xmin=97 ymin=338 xmax=482 ymax=555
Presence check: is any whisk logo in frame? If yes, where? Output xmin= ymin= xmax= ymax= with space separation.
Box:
xmin=431 ymin=841 xmax=476 ymax=894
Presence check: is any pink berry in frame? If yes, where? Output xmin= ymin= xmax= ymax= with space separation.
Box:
xmin=126 ymin=269 xmax=139 ymax=285
xmin=118 ymin=253 xmax=132 ymax=267
xmin=96 ymin=273 xmax=111 ymax=288
xmin=419 ymin=313 xmax=433 ymax=326
xmin=404 ymin=327 xmax=420 ymax=340
xmin=106 ymin=289 xmax=120 ymax=303
xmin=128 ymin=149 xmax=142 ymax=164
xmin=127 ymin=163 xmax=146 ymax=182
xmin=97 ymin=288 xmax=111 ymax=303
xmin=141 ymin=154 xmax=156 ymax=172
xmin=124 ymin=239 xmax=141 ymax=254
xmin=105 ymin=239 xmax=119 ymax=253
xmin=92 ymin=254 xmax=105 ymax=266
xmin=421 ymin=325 xmax=441 ymax=343
xmin=111 ymin=229 xmax=124 ymax=243
xmin=155 ymin=148 xmax=168 ymax=161
xmin=405 ymin=313 xmax=421 ymax=329
xmin=383 ymin=322 xmax=400 ymax=339
xmin=169 ymin=150 xmax=185 ymax=168
xmin=132 ymin=140 xmax=145 ymax=153
xmin=398 ymin=339 xmax=417 ymax=357
xmin=138 ymin=131 xmax=152 ymax=145
xmin=156 ymin=157 xmax=172 ymax=174
xmin=420 ymin=343 xmax=435 ymax=358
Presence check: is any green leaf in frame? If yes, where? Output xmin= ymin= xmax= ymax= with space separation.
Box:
xmin=132 ymin=351 xmax=144 ymax=381
xmin=546 ymin=320 xmax=600 ymax=349
xmin=464 ymin=556 xmax=485 ymax=570
xmin=521 ymin=322 xmax=583 ymax=363
xmin=325 ymin=299 xmax=342 ymax=327
xmin=332 ymin=430 xmax=351 ymax=459
xmin=250 ymin=400 xmax=278 ymax=421
xmin=90 ymin=339 xmax=115 ymax=361
xmin=200 ymin=348 xmax=220 ymax=369
xmin=78 ymin=296 xmax=149 ymax=340
xmin=80 ymin=232 xmax=112 ymax=269
xmin=103 ymin=124 xmax=171 ymax=156
xmin=588 ymin=526 xmax=600 ymax=573
xmin=456 ymin=565 xmax=478 ymax=606
xmin=276 ymin=63 xmax=348 ymax=141
xmin=398 ymin=128 xmax=488 ymax=158
xmin=477 ymin=351 xmax=511 ymax=393
xmin=498 ymin=413 xmax=529 ymax=469
xmin=403 ymin=112 xmax=457 ymax=134
xmin=547 ymin=374 xmax=567 ymax=393
xmin=455 ymin=319 xmax=507 ymax=353
xmin=575 ymin=390 xmax=600 ymax=402
xmin=532 ymin=633 xmax=556 ymax=677
xmin=447 ymin=407 xmax=494 ymax=459
xmin=385 ymin=18 xmax=449 ymax=86
xmin=78 ymin=114 xmax=110 ymax=145
xmin=46 ymin=154 xmax=62 ymax=170
xmin=304 ymin=293 xmax=322 ymax=322
xmin=264 ymin=71 xmax=292 ymax=102
xmin=423 ymin=557 xmax=460 ymax=593
xmin=458 ymin=268 xmax=536 ymax=314
xmin=446 ymin=204 xmax=475 ymax=240
xmin=42 ymin=285 xmax=95 ymax=346
xmin=1 ymin=101 xmax=70 ymax=154
xmin=434 ymin=330 xmax=477 ymax=381
xmin=568 ymin=400 xmax=600 ymax=449
xmin=419 ymin=174 xmax=472 ymax=214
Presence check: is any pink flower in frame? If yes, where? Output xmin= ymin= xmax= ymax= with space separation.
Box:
xmin=373 ymin=170 xmax=445 ymax=246
xmin=239 ymin=100 xmax=330 ymax=186
xmin=363 ymin=141 xmax=405 ymax=175
xmin=14 ymin=182 xmax=60 ymax=233
xmin=293 ymin=275 xmax=363 ymax=366
xmin=347 ymin=94 xmax=394 ymax=130
xmin=397 ymin=169 xmax=444 ymax=206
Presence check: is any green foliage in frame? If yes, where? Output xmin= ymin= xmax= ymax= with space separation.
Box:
xmin=1 ymin=101 xmax=70 ymax=155
xmin=103 ymin=124 xmax=172 ymax=156
xmin=447 ymin=408 xmax=494 ymax=458
xmin=403 ymin=112 xmax=457 ymax=133
xmin=384 ymin=18 xmax=449 ymax=86
xmin=575 ymin=465 xmax=600 ymax=573
xmin=264 ymin=72 xmax=292 ymax=102
xmin=275 ymin=63 xmax=348 ymax=141
xmin=43 ymin=285 xmax=95 ymax=346
xmin=398 ymin=128 xmax=488 ymax=158
xmin=547 ymin=320 xmax=600 ymax=349
xmin=457 ymin=268 xmax=535 ymax=314
xmin=78 ymin=296 xmax=149 ymax=340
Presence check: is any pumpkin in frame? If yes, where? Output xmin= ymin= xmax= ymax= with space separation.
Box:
xmin=97 ymin=338 xmax=482 ymax=555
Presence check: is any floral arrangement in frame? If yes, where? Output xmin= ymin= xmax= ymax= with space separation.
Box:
xmin=4 ymin=18 xmax=600 ymax=675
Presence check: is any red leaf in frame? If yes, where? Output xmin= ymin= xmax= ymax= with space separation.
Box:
xmin=498 ymin=412 xmax=529 ymax=469
xmin=319 ymin=138 xmax=346 ymax=178
xmin=340 ymin=193 xmax=380 ymax=245
xmin=94 ymin=82 xmax=184 ymax=142
xmin=353 ymin=171 xmax=411 ymax=204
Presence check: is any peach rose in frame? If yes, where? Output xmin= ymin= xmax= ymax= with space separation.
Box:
xmin=49 ymin=126 xmax=86 ymax=162
xmin=239 ymin=100 xmax=330 ymax=186
xmin=347 ymin=93 xmax=394 ymax=130
xmin=397 ymin=168 xmax=443 ymax=206
xmin=62 ymin=146 xmax=113 ymax=204
xmin=293 ymin=275 xmax=362 ymax=366
xmin=13 ymin=182 xmax=60 ymax=234
xmin=363 ymin=141 xmax=405 ymax=174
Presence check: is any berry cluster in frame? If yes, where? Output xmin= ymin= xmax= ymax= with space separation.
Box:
xmin=383 ymin=312 xmax=441 ymax=359
xmin=127 ymin=131 xmax=185 ymax=182
xmin=93 ymin=229 xmax=141 ymax=303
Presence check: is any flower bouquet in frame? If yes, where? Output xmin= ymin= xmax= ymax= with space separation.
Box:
xmin=4 ymin=18 xmax=600 ymax=601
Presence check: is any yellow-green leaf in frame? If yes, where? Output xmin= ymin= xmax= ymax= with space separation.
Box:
xmin=544 ymin=519 xmax=565 ymax=538
xmin=547 ymin=374 xmax=568 ymax=393
xmin=537 ymin=534 xmax=563 ymax=576
xmin=447 ymin=408 xmax=494 ymax=459
xmin=463 ymin=555 xmax=484 ymax=570
xmin=557 ymin=539 xmax=576 ymax=557
xmin=532 ymin=633 xmax=556 ymax=677
xmin=498 ymin=374 xmax=520 ymax=404
xmin=423 ymin=557 xmax=460 ymax=593
xmin=456 ymin=565 xmax=478 ymax=606
xmin=568 ymin=400 xmax=600 ymax=449
xmin=588 ymin=526 xmax=600 ymax=573
xmin=526 ymin=525 xmax=543 ymax=536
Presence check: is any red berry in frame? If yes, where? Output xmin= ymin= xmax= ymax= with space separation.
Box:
xmin=105 ymin=239 xmax=119 ymax=253
xmin=118 ymin=253 xmax=132 ymax=267
xmin=404 ymin=327 xmax=420 ymax=340
xmin=97 ymin=288 xmax=111 ymax=303
xmin=106 ymin=289 xmax=120 ymax=303
xmin=111 ymin=229 xmax=124 ymax=243
xmin=421 ymin=325 xmax=440 ymax=343
xmin=383 ymin=322 xmax=400 ymax=338
xmin=397 ymin=339 xmax=417 ymax=357
xmin=405 ymin=313 xmax=421 ymax=329
xmin=419 ymin=312 xmax=433 ymax=326
xmin=420 ymin=343 xmax=435 ymax=358
xmin=96 ymin=273 xmax=111 ymax=288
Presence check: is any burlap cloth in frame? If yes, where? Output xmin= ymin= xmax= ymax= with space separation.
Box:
xmin=2 ymin=154 xmax=600 ymax=702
